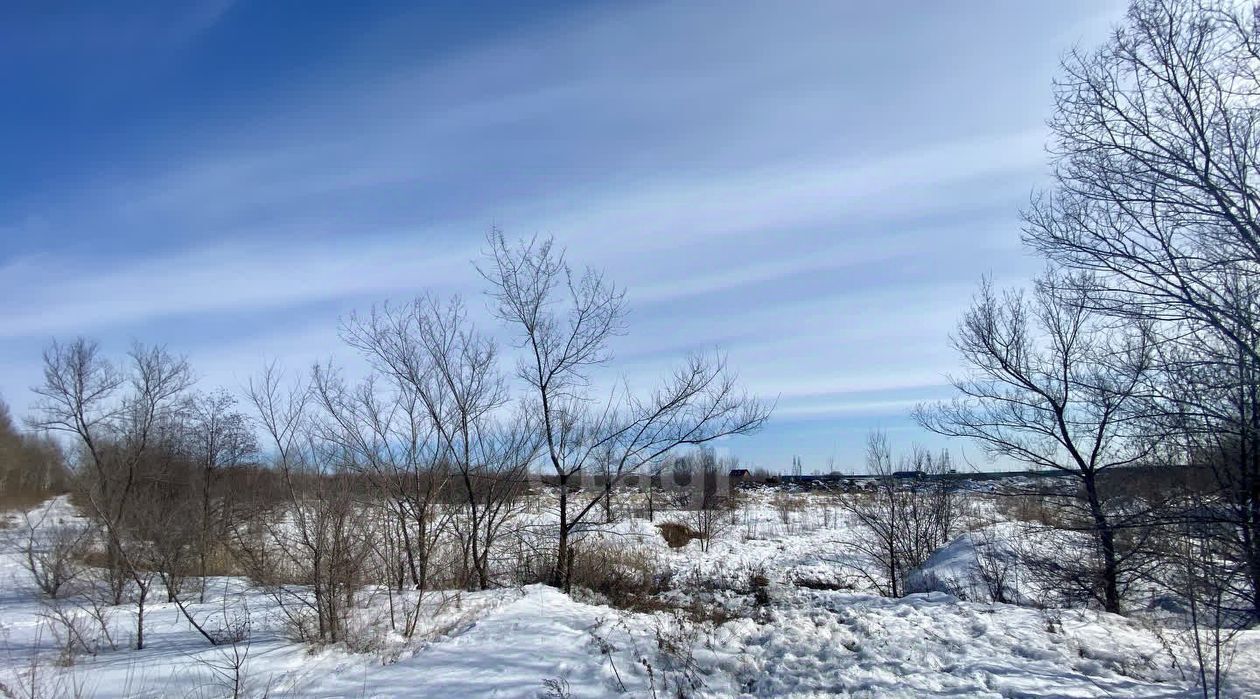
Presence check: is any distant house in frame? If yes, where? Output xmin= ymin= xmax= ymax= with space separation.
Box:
xmin=729 ymin=468 xmax=753 ymax=487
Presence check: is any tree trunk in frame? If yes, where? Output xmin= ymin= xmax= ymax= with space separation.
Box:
xmin=1083 ymin=473 xmax=1121 ymax=614
xmin=200 ymin=469 xmax=212 ymax=603
xmin=553 ymin=473 xmax=569 ymax=589
xmin=398 ymin=506 xmax=420 ymax=589
xmin=1247 ymin=374 xmax=1260 ymax=620
xmin=416 ymin=510 xmax=429 ymax=591
xmin=135 ymin=583 xmax=147 ymax=650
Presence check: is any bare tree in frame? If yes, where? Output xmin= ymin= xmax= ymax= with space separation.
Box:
xmin=1149 ymin=324 xmax=1260 ymax=619
xmin=28 ymin=340 xmax=124 ymax=597
xmin=30 ymin=340 xmax=193 ymax=648
xmin=185 ymin=390 xmax=257 ymax=601
xmin=240 ymin=363 xmax=372 ymax=644
xmin=679 ymin=448 xmax=735 ymax=553
xmin=1025 ymin=0 xmax=1260 ymax=365
xmin=842 ymin=432 xmax=955 ymax=597
xmin=338 ymin=294 xmax=536 ymax=592
xmin=1020 ymin=0 xmax=1260 ymax=617
xmin=916 ymin=276 xmax=1155 ymax=613
xmin=18 ymin=506 xmax=90 ymax=599
xmin=308 ymin=362 xmax=451 ymax=599
xmin=479 ymin=231 xmax=771 ymax=590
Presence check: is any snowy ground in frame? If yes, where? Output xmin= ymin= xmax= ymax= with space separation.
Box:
xmin=2 ymin=493 xmax=1258 ymax=697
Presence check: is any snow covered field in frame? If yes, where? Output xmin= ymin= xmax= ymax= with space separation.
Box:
xmin=2 ymin=492 xmax=1258 ymax=698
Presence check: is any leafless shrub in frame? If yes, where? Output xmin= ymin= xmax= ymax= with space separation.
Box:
xmin=241 ymin=364 xmax=376 ymax=645
xmin=842 ymin=432 xmax=956 ymax=597
xmin=541 ymin=676 xmax=572 ymax=699
xmin=771 ymin=491 xmax=800 ymax=528
xmin=748 ymin=564 xmax=771 ymax=607
xmin=19 ymin=508 xmax=89 ymax=599
xmin=1145 ymin=525 xmax=1249 ymax=699
xmin=820 ymin=496 xmax=839 ymax=529
xmin=186 ymin=591 xmax=254 ymax=698
xmin=793 ymin=572 xmax=854 ymax=593
xmin=650 ymin=609 xmax=706 ymax=698
xmin=971 ymin=527 xmax=1018 ymax=605
xmin=340 ymin=602 xmax=393 ymax=656
xmin=0 ymin=627 xmax=89 ymax=699
xmin=588 ymin=608 xmax=713 ymax=699
xmin=680 ymin=452 xmax=735 ymax=552
xmin=38 ymin=596 xmax=117 ymax=664
xmin=995 ymin=493 xmax=1063 ymax=527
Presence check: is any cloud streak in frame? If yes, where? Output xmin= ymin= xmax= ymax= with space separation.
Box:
xmin=0 ymin=0 xmax=1129 ymax=469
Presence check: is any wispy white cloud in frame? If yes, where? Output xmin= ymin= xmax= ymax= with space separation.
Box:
xmin=0 ymin=0 xmax=1129 ymax=468
xmin=772 ymin=397 xmax=932 ymax=420
xmin=0 ymin=234 xmax=470 ymax=337
xmin=0 ymin=125 xmax=1039 ymax=339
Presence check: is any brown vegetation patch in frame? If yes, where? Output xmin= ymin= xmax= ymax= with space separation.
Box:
xmin=568 ymin=543 xmax=672 ymax=613
xmin=794 ymin=575 xmax=853 ymax=592
xmin=995 ymin=494 xmax=1074 ymax=528
xmin=657 ymin=522 xmax=702 ymax=549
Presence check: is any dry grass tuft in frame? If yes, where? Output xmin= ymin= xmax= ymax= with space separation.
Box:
xmin=568 ymin=542 xmax=673 ymax=613
xmin=657 ymin=522 xmax=702 ymax=549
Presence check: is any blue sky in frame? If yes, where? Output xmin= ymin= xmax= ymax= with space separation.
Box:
xmin=0 ymin=1 xmax=1127 ymax=472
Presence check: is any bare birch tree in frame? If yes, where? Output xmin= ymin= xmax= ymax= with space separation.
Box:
xmin=479 ymin=231 xmax=771 ymax=590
